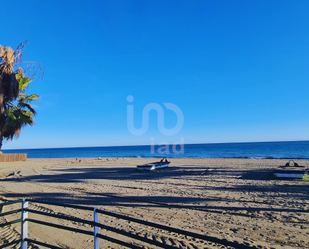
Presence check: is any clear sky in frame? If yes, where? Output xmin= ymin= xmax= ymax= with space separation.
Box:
xmin=2 ymin=0 xmax=309 ymax=149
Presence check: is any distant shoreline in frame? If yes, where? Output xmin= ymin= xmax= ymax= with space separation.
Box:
xmin=2 ymin=141 xmax=309 ymax=160
xmin=2 ymin=154 xmax=309 ymax=161
xmin=2 ymin=154 xmax=309 ymax=160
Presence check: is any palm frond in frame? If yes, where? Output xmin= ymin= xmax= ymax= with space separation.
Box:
xmin=17 ymin=102 xmax=36 ymax=115
xmin=1 ymin=47 xmax=15 ymax=73
xmin=0 ymin=45 xmax=4 ymax=60
xmin=17 ymin=76 xmax=33 ymax=92
xmin=18 ymin=93 xmax=39 ymax=102
xmin=16 ymin=61 xmax=44 ymax=80
xmin=14 ymin=41 xmax=28 ymax=65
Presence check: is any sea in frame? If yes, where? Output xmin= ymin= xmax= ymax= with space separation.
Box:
xmin=2 ymin=141 xmax=309 ymax=160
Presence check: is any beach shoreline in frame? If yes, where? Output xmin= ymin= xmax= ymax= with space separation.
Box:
xmin=0 ymin=157 xmax=308 ymax=248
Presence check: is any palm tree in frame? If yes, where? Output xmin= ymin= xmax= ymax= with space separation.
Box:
xmin=0 ymin=41 xmax=43 ymax=152
xmin=0 ymin=76 xmax=39 ymax=151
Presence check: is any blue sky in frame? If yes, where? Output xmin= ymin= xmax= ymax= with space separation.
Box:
xmin=2 ymin=0 xmax=309 ymax=149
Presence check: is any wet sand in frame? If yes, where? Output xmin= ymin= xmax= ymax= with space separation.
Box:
xmin=0 ymin=158 xmax=308 ymax=248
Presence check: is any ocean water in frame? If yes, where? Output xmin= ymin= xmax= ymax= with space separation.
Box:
xmin=2 ymin=141 xmax=309 ymax=160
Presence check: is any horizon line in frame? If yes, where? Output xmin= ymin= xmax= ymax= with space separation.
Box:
xmin=3 ymin=139 xmax=309 ymax=151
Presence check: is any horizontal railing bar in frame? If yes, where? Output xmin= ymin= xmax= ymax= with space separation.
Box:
xmin=0 ymin=239 xmax=21 ymax=249
xmin=27 ymin=218 xmax=93 ymax=236
xmin=25 ymin=208 xmax=92 ymax=224
xmin=0 ymin=199 xmax=23 ymax=207
xmin=25 ymin=208 xmax=174 ymax=248
xmin=0 ymin=209 xmax=22 ymax=217
xmin=0 ymin=219 xmax=22 ymax=228
xmin=27 ymin=199 xmax=93 ymax=211
xmin=26 ymin=219 xmax=142 ymax=248
xmin=25 ymin=238 xmax=64 ymax=249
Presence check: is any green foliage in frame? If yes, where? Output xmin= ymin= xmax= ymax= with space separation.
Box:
xmin=16 ymin=73 xmax=33 ymax=92
xmin=1 ymin=76 xmax=39 ymax=143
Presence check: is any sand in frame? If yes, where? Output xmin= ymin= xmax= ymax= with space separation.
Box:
xmin=0 ymin=157 xmax=308 ymax=249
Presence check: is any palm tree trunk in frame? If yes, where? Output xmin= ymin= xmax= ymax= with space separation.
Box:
xmin=0 ymin=135 xmax=3 ymax=153
xmin=0 ymin=84 xmax=4 ymax=114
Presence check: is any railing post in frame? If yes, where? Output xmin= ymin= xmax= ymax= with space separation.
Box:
xmin=21 ymin=199 xmax=28 ymax=249
xmin=93 ymin=208 xmax=99 ymax=249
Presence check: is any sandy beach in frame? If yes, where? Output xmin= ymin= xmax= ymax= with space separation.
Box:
xmin=0 ymin=158 xmax=308 ymax=249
